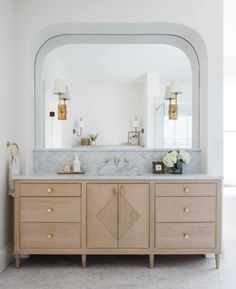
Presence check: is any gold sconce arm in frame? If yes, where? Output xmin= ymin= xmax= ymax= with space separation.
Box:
xmin=6 ymin=141 xmax=20 ymax=157
xmin=73 ymin=127 xmax=83 ymax=138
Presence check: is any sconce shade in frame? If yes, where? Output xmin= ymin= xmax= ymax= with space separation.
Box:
xmin=170 ymin=79 xmax=182 ymax=94
xmin=164 ymin=85 xmax=176 ymax=100
xmin=62 ymin=85 xmax=70 ymax=100
xmin=54 ymin=79 xmax=66 ymax=95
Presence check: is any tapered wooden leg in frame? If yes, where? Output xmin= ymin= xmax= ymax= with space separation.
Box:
xmin=215 ymin=254 xmax=220 ymax=269
xmin=149 ymin=254 xmax=154 ymax=269
xmin=15 ymin=254 xmax=21 ymax=269
xmin=81 ymin=254 xmax=87 ymax=268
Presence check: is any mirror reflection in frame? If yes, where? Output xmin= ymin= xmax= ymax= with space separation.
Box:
xmin=42 ymin=43 xmax=192 ymax=148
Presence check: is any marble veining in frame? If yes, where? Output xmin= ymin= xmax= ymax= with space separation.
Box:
xmin=33 ymin=149 xmax=201 ymax=175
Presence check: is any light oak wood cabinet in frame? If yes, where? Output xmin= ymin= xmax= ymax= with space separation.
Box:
xmin=87 ymin=183 xmax=149 ymax=249
xmin=14 ymin=178 xmax=222 ymax=269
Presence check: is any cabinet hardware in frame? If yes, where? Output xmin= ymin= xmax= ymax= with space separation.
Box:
xmin=47 ymin=208 xmax=53 ymax=213
xmin=183 ymin=207 xmax=189 ymax=213
xmin=47 ymin=187 xmax=53 ymax=193
xmin=112 ymin=187 xmax=117 ymax=195
xmin=47 ymin=234 xmax=53 ymax=239
xmin=184 ymin=187 xmax=189 ymax=193
xmin=184 ymin=234 xmax=189 ymax=239
xmin=120 ymin=186 xmax=124 ymax=196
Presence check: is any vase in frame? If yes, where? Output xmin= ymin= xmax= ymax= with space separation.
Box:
xmin=170 ymin=162 xmax=183 ymax=174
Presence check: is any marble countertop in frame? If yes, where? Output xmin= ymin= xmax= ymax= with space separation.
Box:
xmin=13 ymin=174 xmax=223 ymax=181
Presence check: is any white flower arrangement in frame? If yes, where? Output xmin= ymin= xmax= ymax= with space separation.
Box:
xmin=163 ymin=149 xmax=191 ymax=168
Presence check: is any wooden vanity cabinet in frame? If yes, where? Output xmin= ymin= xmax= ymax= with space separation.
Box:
xmin=87 ymin=183 xmax=149 ymax=249
xmin=14 ymin=178 xmax=222 ymax=269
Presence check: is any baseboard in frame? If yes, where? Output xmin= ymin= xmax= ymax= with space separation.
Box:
xmin=0 ymin=242 xmax=13 ymax=272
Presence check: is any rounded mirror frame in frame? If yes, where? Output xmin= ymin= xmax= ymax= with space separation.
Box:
xmin=34 ymin=34 xmax=200 ymax=149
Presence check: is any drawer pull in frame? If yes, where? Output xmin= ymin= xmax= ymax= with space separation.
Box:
xmin=183 ymin=207 xmax=189 ymax=213
xmin=184 ymin=234 xmax=189 ymax=239
xmin=47 ymin=234 xmax=53 ymax=239
xmin=47 ymin=208 xmax=53 ymax=213
xmin=184 ymin=187 xmax=189 ymax=193
xmin=120 ymin=185 xmax=124 ymax=196
xmin=47 ymin=187 xmax=53 ymax=193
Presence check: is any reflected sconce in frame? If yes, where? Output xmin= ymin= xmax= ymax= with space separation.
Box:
xmin=165 ymin=80 xmax=182 ymax=120
xmin=73 ymin=117 xmax=84 ymax=137
xmin=54 ymin=79 xmax=70 ymax=120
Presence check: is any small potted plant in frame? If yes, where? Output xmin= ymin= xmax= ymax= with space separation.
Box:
xmin=89 ymin=133 xmax=99 ymax=145
xmin=163 ymin=149 xmax=191 ymax=174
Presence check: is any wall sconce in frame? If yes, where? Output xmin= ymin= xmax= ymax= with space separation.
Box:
xmin=54 ymin=79 xmax=70 ymax=120
xmin=165 ymin=79 xmax=182 ymax=120
xmin=73 ymin=117 xmax=84 ymax=137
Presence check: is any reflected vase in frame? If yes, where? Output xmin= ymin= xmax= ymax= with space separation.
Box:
xmin=170 ymin=162 xmax=183 ymax=174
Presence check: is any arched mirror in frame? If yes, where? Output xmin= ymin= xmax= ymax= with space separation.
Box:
xmin=35 ymin=35 xmax=199 ymax=149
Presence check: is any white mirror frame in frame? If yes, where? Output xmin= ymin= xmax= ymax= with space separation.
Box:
xmin=34 ymin=34 xmax=200 ymax=149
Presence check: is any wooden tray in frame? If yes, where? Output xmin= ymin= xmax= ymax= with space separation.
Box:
xmin=57 ymin=171 xmax=85 ymax=175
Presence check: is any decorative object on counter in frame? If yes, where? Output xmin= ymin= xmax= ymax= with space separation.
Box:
xmin=73 ymin=153 xmax=81 ymax=172
xmin=152 ymin=161 xmax=165 ymax=174
xmin=54 ymin=79 xmax=70 ymax=120
xmin=163 ymin=149 xmax=191 ymax=174
xmin=89 ymin=133 xmax=99 ymax=145
xmin=7 ymin=141 xmax=20 ymax=196
xmin=81 ymin=138 xmax=90 ymax=146
xmin=128 ymin=116 xmax=144 ymax=146
xmin=128 ymin=131 xmax=139 ymax=146
xmin=165 ymin=79 xmax=182 ymax=120
xmin=73 ymin=117 xmax=84 ymax=138
xmin=64 ymin=164 xmax=71 ymax=172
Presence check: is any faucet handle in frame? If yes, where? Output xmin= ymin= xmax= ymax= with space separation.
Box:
xmin=114 ymin=158 xmax=120 ymax=165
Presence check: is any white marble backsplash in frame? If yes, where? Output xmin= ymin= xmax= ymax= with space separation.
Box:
xmin=33 ymin=149 xmax=201 ymax=175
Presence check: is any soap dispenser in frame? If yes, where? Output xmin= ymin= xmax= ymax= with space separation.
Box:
xmin=73 ymin=153 xmax=81 ymax=172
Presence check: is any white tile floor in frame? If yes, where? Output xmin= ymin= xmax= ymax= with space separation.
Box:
xmin=0 ymin=188 xmax=236 ymax=289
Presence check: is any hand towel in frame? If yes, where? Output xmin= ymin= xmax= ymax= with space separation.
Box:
xmin=8 ymin=155 xmax=20 ymax=196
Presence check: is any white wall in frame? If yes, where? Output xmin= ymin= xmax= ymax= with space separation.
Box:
xmin=0 ymin=0 xmax=16 ymax=271
xmin=14 ymin=0 xmax=223 ymax=175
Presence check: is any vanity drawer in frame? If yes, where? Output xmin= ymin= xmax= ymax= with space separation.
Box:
xmin=19 ymin=183 xmax=81 ymax=197
xmin=155 ymin=197 xmax=216 ymax=222
xmin=20 ymin=197 xmax=81 ymax=222
xmin=155 ymin=223 xmax=216 ymax=249
xmin=155 ymin=183 xmax=216 ymax=197
xmin=20 ymin=223 xmax=81 ymax=249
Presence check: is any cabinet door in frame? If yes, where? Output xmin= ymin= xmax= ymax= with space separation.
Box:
xmin=118 ymin=184 xmax=150 ymax=248
xmin=87 ymin=184 xmax=118 ymax=248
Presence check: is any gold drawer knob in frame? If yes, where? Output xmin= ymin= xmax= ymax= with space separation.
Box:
xmin=47 ymin=187 xmax=53 ymax=193
xmin=184 ymin=234 xmax=189 ymax=239
xmin=47 ymin=234 xmax=53 ymax=239
xmin=47 ymin=208 xmax=53 ymax=213
xmin=184 ymin=207 xmax=189 ymax=213
xmin=184 ymin=187 xmax=189 ymax=193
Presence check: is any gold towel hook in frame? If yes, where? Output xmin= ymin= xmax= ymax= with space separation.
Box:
xmin=6 ymin=141 xmax=20 ymax=157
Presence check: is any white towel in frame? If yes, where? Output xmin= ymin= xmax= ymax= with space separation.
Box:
xmin=8 ymin=155 xmax=20 ymax=196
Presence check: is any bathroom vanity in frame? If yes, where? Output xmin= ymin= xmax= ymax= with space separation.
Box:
xmin=16 ymin=31 xmax=222 ymax=270
xmin=13 ymin=175 xmax=222 ymax=269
